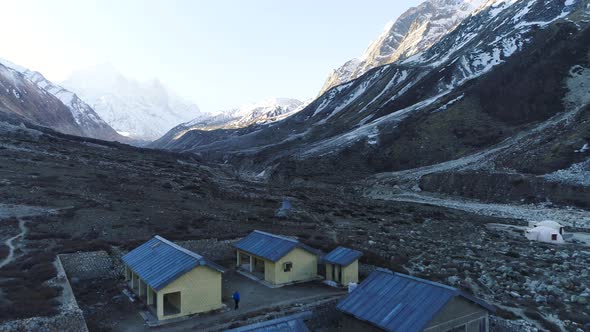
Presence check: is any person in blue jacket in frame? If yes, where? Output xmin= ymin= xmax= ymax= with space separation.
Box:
xmin=233 ymin=291 xmax=240 ymax=310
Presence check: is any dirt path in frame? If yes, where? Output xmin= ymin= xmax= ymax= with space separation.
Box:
xmin=369 ymin=191 xmax=590 ymax=228
xmin=488 ymin=222 xmax=590 ymax=247
xmin=0 ymin=203 xmax=51 ymax=220
xmin=0 ymin=203 xmax=63 ymax=269
xmin=0 ymin=219 xmax=27 ymax=268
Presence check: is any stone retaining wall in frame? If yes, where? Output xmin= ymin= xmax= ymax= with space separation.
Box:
xmin=489 ymin=316 xmax=539 ymax=332
xmin=176 ymin=238 xmax=238 ymax=261
xmin=59 ymin=250 xmax=116 ymax=281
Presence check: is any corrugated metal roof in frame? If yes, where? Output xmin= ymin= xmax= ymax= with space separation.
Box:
xmin=122 ymin=235 xmax=225 ymax=291
xmin=233 ymin=230 xmax=318 ymax=262
xmin=336 ymin=268 xmax=494 ymax=332
xmin=225 ymin=311 xmax=311 ymax=332
xmin=322 ymin=246 xmax=362 ymax=266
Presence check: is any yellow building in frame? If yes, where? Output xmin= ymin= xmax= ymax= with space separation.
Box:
xmin=122 ymin=235 xmax=225 ymax=321
xmin=233 ymin=230 xmax=319 ymax=287
xmin=322 ymin=246 xmax=362 ymax=286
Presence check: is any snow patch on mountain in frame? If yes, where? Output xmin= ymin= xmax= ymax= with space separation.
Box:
xmin=301 ymin=92 xmax=449 ymax=157
xmin=433 ymin=94 xmax=464 ymax=113
xmin=360 ymin=69 xmax=408 ymax=113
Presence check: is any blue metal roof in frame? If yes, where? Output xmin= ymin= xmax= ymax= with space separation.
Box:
xmin=322 ymin=246 xmax=363 ymax=266
xmin=225 ymin=311 xmax=311 ymax=332
xmin=233 ymin=230 xmax=318 ymax=262
xmin=122 ymin=235 xmax=225 ymax=291
xmin=337 ymin=269 xmax=494 ymax=332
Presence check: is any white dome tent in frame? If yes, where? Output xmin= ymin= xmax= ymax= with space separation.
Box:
xmin=525 ymin=226 xmax=564 ymax=244
xmin=531 ymin=220 xmax=565 ymax=234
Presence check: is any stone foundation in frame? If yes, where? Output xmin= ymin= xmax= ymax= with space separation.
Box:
xmin=58 ymin=250 xmax=116 ymax=280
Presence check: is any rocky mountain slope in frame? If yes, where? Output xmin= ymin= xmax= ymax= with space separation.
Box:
xmin=152 ymin=0 xmax=590 ymax=207
xmin=152 ymin=98 xmax=303 ymax=150
xmin=319 ymin=0 xmax=486 ymax=94
xmin=62 ymin=64 xmax=206 ymax=141
xmin=0 ymin=62 xmax=92 ymax=138
xmin=1 ymin=100 xmax=589 ymax=331
xmin=0 ymin=59 xmax=126 ymax=142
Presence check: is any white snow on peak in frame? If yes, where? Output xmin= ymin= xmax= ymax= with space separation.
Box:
xmin=0 ymin=58 xmax=118 ymax=138
xmin=322 ymin=0 xmax=487 ymax=94
xmin=0 ymin=58 xmax=27 ymax=73
xmin=62 ymin=64 xmax=206 ymax=141
xmin=180 ymin=97 xmax=304 ymax=133
xmin=231 ymin=98 xmax=303 ymax=118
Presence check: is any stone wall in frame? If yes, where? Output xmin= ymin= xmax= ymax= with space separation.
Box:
xmin=489 ymin=316 xmax=539 ymax=332
xmin=58 ymin=251 xmax=116 ymax=281
xmin=358 ymin=263 xmax=379 ymax=278
xmin=0 ymin=310 xmax=88 ymax=332
xmin=176 ymin=238 xmax=238 ymax=261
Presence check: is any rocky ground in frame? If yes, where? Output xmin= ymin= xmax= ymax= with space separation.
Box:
xmin=0 ymin=124 xmax=589 ymax=331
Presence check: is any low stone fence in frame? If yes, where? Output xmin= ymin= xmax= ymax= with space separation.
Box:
xmin=58 ymin=250 xmax=116 ymax=281
xmin=176 ymin=238 xmax=238 ymax=261
xmin=490 ymin=316 xmax=539 ymax=332
xmin=57 ymin=239 xmax=238 ymax=283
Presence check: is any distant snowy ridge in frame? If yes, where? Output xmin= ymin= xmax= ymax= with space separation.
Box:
xmin=62 ymin=64 xmax=207 ymax=141
xmin=151 ymin=97 xmax=304 ymax=149
xmin=182 ymin=98 xmax=302 ymax=130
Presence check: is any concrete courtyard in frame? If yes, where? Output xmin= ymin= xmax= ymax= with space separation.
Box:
xmin=116 ymin=268 xmax=346 ymax=331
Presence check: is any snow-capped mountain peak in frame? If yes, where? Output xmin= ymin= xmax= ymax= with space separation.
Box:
xmin=0 ymin=58 xmax=125 ymax=142
xmin=151 ymin=97 xmax=304 ymax=149
xmin=186 ymin=97 xmax=304 ymax=129
xmin=61 ymin=65 xmax=206 ymax=141
xmin=319 ymin=0 xmax=487 ymax=94
xmin=232 ymin=98 xmax=303 ymax=118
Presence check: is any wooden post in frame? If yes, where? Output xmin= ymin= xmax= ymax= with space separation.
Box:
xmin=236 ymin=250 xmax=241 ymax=267
xmin=249 ymin=255 xmax=254 ymax=272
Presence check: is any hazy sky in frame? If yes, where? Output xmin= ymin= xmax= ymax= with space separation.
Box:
xmin=0 ymin=0 xmax=421 ymax=112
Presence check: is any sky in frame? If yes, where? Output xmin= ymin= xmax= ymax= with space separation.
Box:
xmin=0 ymin=0 xmax=422 ymax=112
